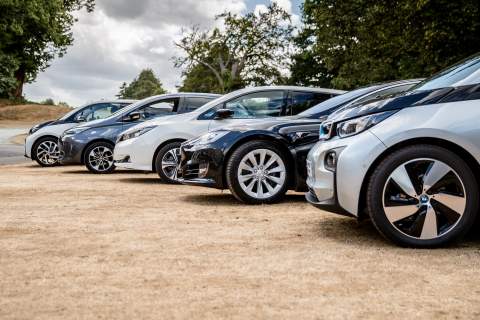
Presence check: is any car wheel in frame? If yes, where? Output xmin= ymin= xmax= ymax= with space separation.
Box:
xmin=84 ymin=141 xmax=116 ymax=174
xmin=32 ymin=137 xmax=60 ymax=167
xmin=366 ymin=144 xmax=478 ymax=247
xmin=226 ymin=141 xmax=289 ymax=204
xmin=155 ymin=141 xmax=182 ymax=184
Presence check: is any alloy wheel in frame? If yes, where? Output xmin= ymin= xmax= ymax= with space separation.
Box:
xmin=382 ymin=158 xmax=466 ymax=240
xmin=88 ymin=146 xmax=114 ymax=172
xmin=237 ymin=148 xmax=286 ymax=200
xmin=36 ymin=140 xmax=60 ymax=165
xmin=161 ymin=147 xmax=181 ymax=181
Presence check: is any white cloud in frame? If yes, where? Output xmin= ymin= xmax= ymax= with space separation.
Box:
xmin=24 ymin=0 xmax=247 ymax=106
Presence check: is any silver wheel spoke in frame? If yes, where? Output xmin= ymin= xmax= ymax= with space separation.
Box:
xmin=268 ymin=166 xmax=282 ymax=173
xmin=423 ymin=161 xmax=451 ymax=192
xmin=390 ymin=165 xmax=417 ymax=198
xmin=239 ymin=174 xmax=254 ymax=183
xmin=266 ymin=175 xmax=282 ymax=184
xmin=420 ymin=205 xmax=438 ymax=239
xmin=247 ymin=153 xmax=258 ymax=167
xmin=263 ymin=180 xmax=275 ymax=194
xmin=384 ymin=205 xmax=419 ymax=223
xmin=383 ymin=157 xmax=465 ymax=241
xmin=434 ymin=193 xmax=466 ymax=215
xmin=161 ymin=147 xmax=180 ymax=180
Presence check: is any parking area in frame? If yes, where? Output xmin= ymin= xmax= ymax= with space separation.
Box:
xmin=1 ymin=163 xmax=480 ymax=319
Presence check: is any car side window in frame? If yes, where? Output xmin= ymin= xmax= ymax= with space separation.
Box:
xmin=74 ymin=103 xmax=127 ymax=122
xmin=136 ymin=98 xmax=179 ymax=120
xmin=223 ymin=91 xmax=285 ymax=119
xmin=287 ymin=92 xmax=333 ymax=115
xmin=182 ymin=97 xmax=215 ymax=113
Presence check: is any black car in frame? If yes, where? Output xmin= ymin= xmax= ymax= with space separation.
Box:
xmin=179 ymin=79 xmax=421 ymax=204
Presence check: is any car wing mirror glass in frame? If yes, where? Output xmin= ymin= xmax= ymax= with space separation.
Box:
xmin=76 ymin=116 xmax=86 ymax=123
xmin=124 ymin=111 xmax=141 ymax=122
xmin=214 ymin=109 xmax=234 ymax=120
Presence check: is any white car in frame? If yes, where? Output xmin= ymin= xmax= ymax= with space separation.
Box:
xmin=25 ymin=100 xmax=136 ymax=166
xmin=306 ymin=54 xmax=480 ymax=247
xmin=114 ymin=86 xmax=345 ymax=183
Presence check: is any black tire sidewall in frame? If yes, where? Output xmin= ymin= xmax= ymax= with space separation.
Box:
xmin=367 ymin=144 xmax=478 ymax=248
xmin=32 ymin=137 xmax=60 ymax=167
xmin=155 ymin=142 xmax=182 ymax=184
xmin=226 ymin=141 xmax=289 ymax=204
xmin=84 ymin=141 xmax=116 ymax=174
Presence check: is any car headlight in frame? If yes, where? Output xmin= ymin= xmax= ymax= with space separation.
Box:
xmin=118 ymin=126 xmax=157 ymax=142
xmin=29 ymin=125 xmax=41 ymax=135
xmin=64 ymin=127 xmax=90 ymax=136
xmin=196 ymin=131 xmax=229 ymax=145
xmin=336 ymin=111 xmax=396 ymax=138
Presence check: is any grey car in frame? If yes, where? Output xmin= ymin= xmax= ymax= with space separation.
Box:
xmin=306 ymin=53 xmax=480 ymax=247
xmin=59 ymin=93 xmax=220 ymax=173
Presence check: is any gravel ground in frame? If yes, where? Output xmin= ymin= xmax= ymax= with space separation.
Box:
xmin=1 ymin=164 xmax=480 ymax=319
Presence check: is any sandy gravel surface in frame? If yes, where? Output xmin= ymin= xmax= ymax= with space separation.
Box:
xmin=1 ymin=164 xmax=480 ymax=319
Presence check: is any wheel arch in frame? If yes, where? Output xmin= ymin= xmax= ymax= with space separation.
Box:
xmin=222 ymin=134 xmax=296 ymax=188
xmin=357 ymin=137 xmax=480 ymax=220
xmin=152 ymin=138 xmax=187 ymax=172
xmin=31 ymin=135 xmax=59 ymax=160
xmin=81 ymin=138 xmax=115 ymax=164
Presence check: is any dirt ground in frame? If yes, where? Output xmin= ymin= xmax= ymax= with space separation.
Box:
xmin=1 ymin=164 xmax=480 ymax=319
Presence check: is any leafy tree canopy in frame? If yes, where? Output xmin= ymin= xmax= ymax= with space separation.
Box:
xmin=175 ymin=3 xmax=293 ymax=93
xmin=0 ymin=0 xmax=95 ymax=98
xmin=117 ymin=69 xmax=167 ymax=100
xmin=290 ymin=0 xmax=480 ymax=89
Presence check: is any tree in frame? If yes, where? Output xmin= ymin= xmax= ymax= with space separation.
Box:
xmin=0 ymin=0 xmax=95 ymax=99
xmin=291 ymin=0 xmax=480 ymax=89
xmin=175 ymin=3 xmax=293 ymax=93
xmin=117 ymin=69 xmax=167 ymax=100
xmin=178 ymin=63 xmax=226 ymax=94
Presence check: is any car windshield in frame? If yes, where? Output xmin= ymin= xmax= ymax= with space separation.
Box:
xmin=411 ymin=54 xmax=480 ymax=92
xmin=299 ymin=86 xmax=381 ymax=116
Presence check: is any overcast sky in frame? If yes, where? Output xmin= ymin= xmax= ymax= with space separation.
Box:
xmin=24 ymin=0 xmax=301 ymax=107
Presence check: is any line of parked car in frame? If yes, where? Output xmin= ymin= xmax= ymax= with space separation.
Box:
xmin=25 ymin=53 xmax=480 ymax=247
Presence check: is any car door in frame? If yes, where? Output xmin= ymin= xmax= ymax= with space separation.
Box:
xmin=206 ymin=90 xmax=287 ymax=131
xmin=286 ymin=91 xmax=335 ymax=115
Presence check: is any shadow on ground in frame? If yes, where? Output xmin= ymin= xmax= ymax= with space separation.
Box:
xmin=181 ymin=192 xmax=307 ymax=207
xmin=315 ymin=215 xmax=480 ymax=249
xmin=62 ymin=169 xmax=148 ymax=175
xmin=118 ymin=177 xmax=165 ymax=184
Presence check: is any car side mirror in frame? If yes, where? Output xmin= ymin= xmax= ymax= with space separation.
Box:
xmin=318 ymin=115 xmax=328 ymax=122
xmin=76 ymin=116 xmax=86 ymax=123
xmin=125 ymin=111 xmax=141 ymax=122
xmin=214 ymin=109 xmax=234 ymax=120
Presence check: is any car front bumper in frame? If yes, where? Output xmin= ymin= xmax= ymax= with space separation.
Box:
xmin=113 ymin=137 xmax=156 ymax=172
xmin=306 ymin=130 xmax=386 ymax=217
xmin=59 ymin=135 xmax=85 ymax=164
xmin=178 ymin=142 xmax=226 ymax=189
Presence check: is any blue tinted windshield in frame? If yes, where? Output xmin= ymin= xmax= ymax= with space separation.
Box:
xmin=412 ymin=54 xmax=480 ymax=91
xmin=299 ymin=86 xmax=380 ymax=116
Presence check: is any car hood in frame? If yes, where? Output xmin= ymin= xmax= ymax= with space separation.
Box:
xmin=327 ymin=87 xmax=453 ymax=123
xmin=219 ymin=115 xmax=322 ymax=133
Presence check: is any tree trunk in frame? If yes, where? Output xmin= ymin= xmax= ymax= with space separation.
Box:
xmin=12 ymin=66 xmax=26 ymax=98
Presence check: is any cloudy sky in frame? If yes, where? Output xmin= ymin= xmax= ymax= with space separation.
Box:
xmin=24 ymin=0 xmax=302 ymax=107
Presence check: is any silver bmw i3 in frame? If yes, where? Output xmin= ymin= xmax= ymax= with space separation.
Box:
xmin=306 ymin=53 xmax=480 ymax=247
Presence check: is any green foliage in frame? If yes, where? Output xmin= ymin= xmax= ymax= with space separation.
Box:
xmin=290 ymin=0 xmax=480 ymax=89
xmin=41 ymin=98 xmax=55 ymax=105
xmin=178 ymin=63 xmax=225 ymax=94
xmin=0 ymin=0 xmax=94 ymax=98
xmin=175 ymin=3 xmax=293 ymax=93
xmin=117 ymin=69 xmax=167 ymax=100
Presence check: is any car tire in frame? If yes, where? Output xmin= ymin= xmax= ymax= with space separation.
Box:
xmin=32 ymin=137 xmax=60 ymax=167
xmin=366 ymin=144 xmax=478 ymax=248
xmin=155 ymin=141 xmax=182 ymax=184
xmin=226 ymin=141 xmax=289 ymax=204
xmin=83 ymin=141 xmax=116 ymax=174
